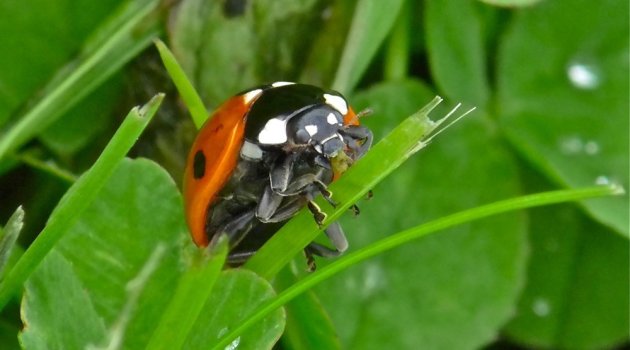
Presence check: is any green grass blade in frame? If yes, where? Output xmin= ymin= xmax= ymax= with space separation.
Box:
xmin=332 ymin=0 xmax=406 ymax=93
xmin=384 ymin=1 xmax=411 ymax=81
xmin=16 ymin=152 xmax=77 ymax=183
xmin=146 ymin=239 xmax=228 ymax=350
xmin=245 ymin=96 xmax=447 ymax=278
xmin=0 ymin=0 xmax=161 ymax=162
xmin=0 ymin=95 xmax=164 ymax=310
xmin=213 ymin=184 xmax=622 ymax=350
xmin=0 ymin=206 xmax=24 ymax=280
xmin=154 ymin=39 xmax=209 ymax=129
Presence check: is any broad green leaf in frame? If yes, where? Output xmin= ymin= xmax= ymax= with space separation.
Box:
xmin=0 ymin=0 xmax=123 ymax=126
xmin=183 ymin=270 xmax=285 ymax=350
xmin=425 ymin=0 xmax=491 ymax=107
xmin=21 ymin=249 xmax=108 ymax=349
xmin=332 ymin=0 xmax=406 ymax=93
xmin=504 ymin=172 xmax=629 ymax=348
xmin=20 ymin=159 xmax=186 ymax=349
xmin=169 ymin=0 xmax=258 ymax=105
xmin=497 ymin=0 xmax=629 ymax=236
xmin=315 ymin=80 xmax=526 ymax=349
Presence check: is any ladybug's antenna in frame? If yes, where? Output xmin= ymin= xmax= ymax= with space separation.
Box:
xmin=347 ymin=108 xmax=372 ymax=125
xmin=356 ymin=108 xmax=373 ymax=119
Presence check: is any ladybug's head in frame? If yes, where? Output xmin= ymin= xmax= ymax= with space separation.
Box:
xmin=250 ymin=83 xmax=372 ymax=165
xmin=287 ymin=106 xmax=347 ymax=158
xmin=286 ymin=104 xmax=373 ymax=181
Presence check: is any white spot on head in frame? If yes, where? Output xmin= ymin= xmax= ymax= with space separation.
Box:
xmin=258 ymin=118 xmax=288 ymax=145
xmin=242 ymin=89 xmax=262 ymax=104
xmin=324 ymin=93 xmax=348 ymax=115
xmin=304 ymin=124 xmax=318 ymax=136
xmin=271 ymin=81 xmax=295 ymax=88
xmin=240 ymin=140 xmax=263 ymax=160
xmin=327 ymin=112 xmax=340 ymax=125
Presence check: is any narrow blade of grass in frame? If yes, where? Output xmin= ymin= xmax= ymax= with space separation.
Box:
xmin=0 ymin=0 xmax=161 ymax=161
xmin=213 ymin=184 xmax=623 ymax=350
xmin=146 ymin=239 xmax=228 ymax=350
xmin=0 ymin=206 xmax=25 ymax=279
xmin=0 ymin=95 xmax=164 ymax=310
xmin=245 ymin=96 xmax=448 ymax=278
xmin=16 ymin=151 xmax=77 ymax=183
xmin=154 ymin=39 xmax=209 ymax=129
xmin=332 ymin=0 xmax=406 ymax=93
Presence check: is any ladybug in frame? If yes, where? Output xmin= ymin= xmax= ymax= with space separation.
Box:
xmin=183 ymin=82 xmax=372 ymax=265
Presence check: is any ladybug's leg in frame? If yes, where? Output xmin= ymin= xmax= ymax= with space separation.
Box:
xmin=269 ymin=153 xmax=298 ymax=193
xmin=258 ymin=195 xmax=305 ymax=223
xmin=307 ymin=201 xmax=327 ymax=227
xmin=226 ymin=251 xmax=256 ymax=266
xmin=278 ymin=173 xmax=336 ymax=207
xmin=340 ymin=125 xmax=373 ymax=158
xmin=256 ymin=185 xmax=284 ymax=222
xmin=303 ymin=221 xmax=349 ymax=269
xmin=210 ymin=209 xmax=257 ymax=250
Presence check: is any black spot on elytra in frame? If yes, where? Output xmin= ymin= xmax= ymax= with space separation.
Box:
xmin=223 ymin=0 xmax=247 ymax=18
xmin=193 ymin=150 xmax=206 ymax=179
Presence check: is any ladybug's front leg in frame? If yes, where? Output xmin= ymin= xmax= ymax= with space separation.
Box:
xmin=209 ymin=209 xmax=257 ymax=251
xmin=340 ymin=125 xmax=373 ymax=158
xmin=269 ymin=153 xmax=298 ymax=193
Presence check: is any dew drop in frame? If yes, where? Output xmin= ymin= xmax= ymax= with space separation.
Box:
xmin=532 ymin=297 xmax=551 ymax=317
xmin=595 ymin=176 xmax=610 ymax=185
xmin=559 ymin=136 xmax=601 ymax=156
xmin=559 ymin=136 xmax=583 ymax=155
xmin=225 ymin=337 xmax=241 ymax=350
xmin=361 ymin=263 xmax=386 ymax=297
xmin=567 ymin=62 xmax=600 ymax=90
xmin=584 ymin=140 xmax=600 ymax=155
xmin=218 ymin=327 xmax=229 ymax=337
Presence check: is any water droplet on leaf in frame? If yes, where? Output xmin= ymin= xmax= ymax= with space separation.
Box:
xmin=532 ymin=297 xmax=551 ymax=317
xmin=567 ymin=62 xmax=601 ymax=89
